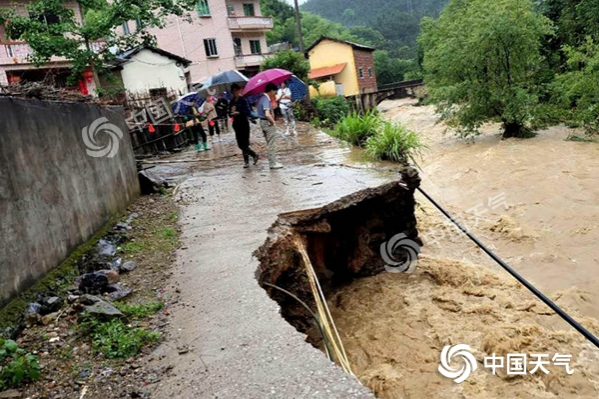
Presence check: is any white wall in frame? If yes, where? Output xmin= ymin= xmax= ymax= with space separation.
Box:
xmin=120 ymin=49 xmax=188 ymax=94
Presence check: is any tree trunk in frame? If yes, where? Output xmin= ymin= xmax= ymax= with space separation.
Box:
xmin=502 ymin=121 xmax=533 ymax=139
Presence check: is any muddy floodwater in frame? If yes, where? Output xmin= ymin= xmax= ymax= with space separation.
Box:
xmin=328 ymin=99 xmax=599 ymax=398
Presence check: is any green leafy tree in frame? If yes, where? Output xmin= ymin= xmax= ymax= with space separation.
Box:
xmin=374 ymin=50 xmax=418 ymax=85
xmin=261 ymin=50 xmax=310 ymax=81
xmin=419 ymin=0 xmax=554 ymax=138
xmin=553 ymin=37 xmax=599 ymax=134
xmin=542 ymin=0 xmax=599 ymax=47
xmin=300 ymin=12 xmax=358 ymax=48
xmin=349 ymin=26 xmax=387 ymax=48
xmin=341 ymin=8 xmax=357 ymax=25
xmin=0 ymin=0 xmax=195 ymax=88
xmin=261 ymin=0 xmax=296 ymax=45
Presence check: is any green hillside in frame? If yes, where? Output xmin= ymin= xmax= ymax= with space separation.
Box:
xmin=301 ymin=0 xmax=449 ymax=27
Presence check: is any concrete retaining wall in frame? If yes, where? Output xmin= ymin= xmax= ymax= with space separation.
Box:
xmin=0 ymin=97 xmax=139 ymax=307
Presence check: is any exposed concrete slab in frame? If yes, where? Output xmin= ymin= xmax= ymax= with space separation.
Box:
xmin=150 ymin=129 xmax=398 ymax=398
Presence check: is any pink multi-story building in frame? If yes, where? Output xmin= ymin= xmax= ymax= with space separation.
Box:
xmin=0 ymin=0 xmax=100 ymax=92
xmin=140 ymin=0 xmax=273 ymax=85
xmin=0 ymin=0 xmax=272 ymax=91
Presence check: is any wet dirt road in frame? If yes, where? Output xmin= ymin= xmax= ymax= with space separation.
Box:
xmin=147 ymin=125 xmax=394 ymax=398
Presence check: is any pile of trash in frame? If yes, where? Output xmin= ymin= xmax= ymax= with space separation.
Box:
xmin=0 ymin=82 xmax=94 ymax=102
xmin=23 ymin=213 xmax=140 ymax=328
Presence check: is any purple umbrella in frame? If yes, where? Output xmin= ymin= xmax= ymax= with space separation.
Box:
xmin=242 ymin=68 xmax=293 ymax=97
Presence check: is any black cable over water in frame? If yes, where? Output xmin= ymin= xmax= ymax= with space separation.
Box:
xmin=417 ymin=186 xmax=599 ymax=349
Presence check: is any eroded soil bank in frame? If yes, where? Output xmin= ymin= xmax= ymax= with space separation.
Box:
xmin=255 ymin=168 xmax=420 ymax=346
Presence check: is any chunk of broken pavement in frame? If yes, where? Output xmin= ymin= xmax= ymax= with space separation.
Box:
xmin=120 ymin=261 xmax=137 ymax=273
xmin=82 ymin=296 xmax=124 ymax=319
xmin=26 ymin=302 xmax=42 ymax=315
xmin=97 ymin=239 xmax=117 ymax=257
xmin=79 ymin=273 xmax=109 ymax=294
xmin=115 ymin=222 xmax=131 ymax=231
xmin=40 ymin=296 xmax=63 ymax=315
xmin=110 ymin=257 xmax=123 ymax=271
xmin=106 ymin=284 xmax=133 ymax=301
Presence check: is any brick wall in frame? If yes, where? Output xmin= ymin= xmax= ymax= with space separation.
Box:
xmin=353 ymin=49 xmax=377 ymax=94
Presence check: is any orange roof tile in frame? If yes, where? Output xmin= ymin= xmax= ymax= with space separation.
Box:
xmin=308 ymin=63 xmax=347 ymax=80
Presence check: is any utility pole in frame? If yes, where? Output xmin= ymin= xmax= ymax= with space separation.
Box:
xmin=294 ymin=0 xmax=305 ymax=53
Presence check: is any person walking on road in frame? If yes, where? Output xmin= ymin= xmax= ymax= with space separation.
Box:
xmin=230 ymin=84 xmax=258 ymax=168
xmin=277 ymin=80 xmax=296 ymax=135
xmin=258 ymin=83 xmax=283 ymax=170
xmin=204 ymin=96 xmax=221 ymax=143
xmin=215 ymin=94 xmax=230 ymax=133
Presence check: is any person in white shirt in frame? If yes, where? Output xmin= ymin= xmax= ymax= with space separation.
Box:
xmin=276 ymin=81 xmax=297 ymax=135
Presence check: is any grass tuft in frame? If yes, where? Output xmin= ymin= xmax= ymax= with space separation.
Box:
xmin=365 ymin=121 xmax=427 ymax=164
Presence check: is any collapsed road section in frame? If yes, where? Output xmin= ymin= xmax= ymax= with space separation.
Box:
xmin=255 ymin=167 xmax=421 ymax=349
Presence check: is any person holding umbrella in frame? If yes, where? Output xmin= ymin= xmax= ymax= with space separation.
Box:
xmin=257 ymin=83 xmax=283 ymax=170
xmin=229 ymin=84 xmax=259 ymax=168
xmin=243 ymin=69 xmax=294 ymax=170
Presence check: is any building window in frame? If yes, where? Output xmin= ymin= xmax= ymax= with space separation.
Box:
xmin=250 ymin=40 xmax=262 ymax=55
xmin=243 ymin=3 xmax=255 ymax=16
xmin=227 ymin=5 xmax=236 ymax=16
xmin=30 ymin=12 xmax=60 ymax=25
xmin=233 ymin=38 xmax=242 ymax=56
xmin=135 ymin=19 xmax=143 ymax=30
xmin=197 ymin=0 xmax=211 ymax=16
xmin=359 ymin=68 xmax=364 ymax=79
xmin=368 ymin=68 xmax=373 ymax=77
xmin=204 ymin=38 xmax=219 ymax=58
xmin=122 ymin=22 xmax=130 ymax=34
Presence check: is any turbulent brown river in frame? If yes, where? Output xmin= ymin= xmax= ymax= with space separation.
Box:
xmin=328 ymin=99 xmax=599 ymax=398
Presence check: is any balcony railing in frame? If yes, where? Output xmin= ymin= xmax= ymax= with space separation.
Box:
xmin=1 ymin=42 xmax=34 ymax=64
xmin=234 ymin=53 xmax=271 ymax=68
xmin=228 ymin=16 xmax=273 ymax=31
xmin=1 ymin=40 xmax=107 ymax=66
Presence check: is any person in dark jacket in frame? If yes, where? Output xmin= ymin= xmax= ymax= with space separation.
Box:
xmin=229 ymin=83 xmax=258 ymax=168
xmin=215 ymin=95 xmax=229 ymax=132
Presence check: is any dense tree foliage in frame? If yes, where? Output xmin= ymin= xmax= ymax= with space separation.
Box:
xmin=420 ymin=0 xmax=553 ymax=138
xmin=302 ymin=0 xmax=449 ymax=58
xmin=374 ymin=51 xmax=419 ymax=86
xmin=553 ymin=37 xmax=599 ymax=134
xmin=302 ymin=0 xmax=449 ymax=27
xmin=261 ymin=50 xmax=310 ymax=81
xmin=0 ymin=0 xmax=195 ymax=87
xmin=261 ymin=0 xmax=427 ymax=85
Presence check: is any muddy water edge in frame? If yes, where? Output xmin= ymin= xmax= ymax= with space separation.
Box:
xmin=257 ymin=101 xmax=599 ymax=399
